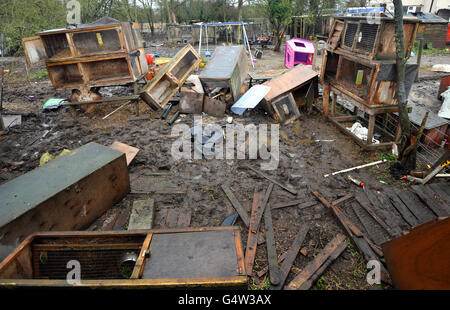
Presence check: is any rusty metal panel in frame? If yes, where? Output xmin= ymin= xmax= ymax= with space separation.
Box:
xmin=0 ymin=142 xmax=130 ymax=262
xmin=382 ymin=217 xmax=450 ymax=289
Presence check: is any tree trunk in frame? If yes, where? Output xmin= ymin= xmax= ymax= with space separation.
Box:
xmin=393 ymin=0 xmax=415 ymax=171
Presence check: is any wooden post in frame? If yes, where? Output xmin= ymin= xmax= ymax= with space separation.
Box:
xmin=415 ymin=38 xmax=423 ymax=82
xmin=322 ymin=83 xmax=330 ymax=117
xmin=367 ymin=114 xmax=375 ymax=146
xmin=330 ymin=92 xmax=337 ymax=117
xmin=133 ymin=81 xmax=139 ymax=116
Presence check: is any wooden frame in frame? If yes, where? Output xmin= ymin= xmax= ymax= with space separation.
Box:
xmin=140 ymin=44 xmax=201 ymax=109
xmin=0 ymin=227 xmax=247 ymax=289
xmin=22 ymin=22 xmax=147 ymax=91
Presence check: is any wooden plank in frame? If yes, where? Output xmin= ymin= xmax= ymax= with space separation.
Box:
xmin=298 ymin=240 xmax=347 ymax=290
xmin=270 ymin=225 xmax=309 ymax=290
xmin=331 ymin=194 xmax=354 ymax=206
xmin=263 ymin=65 xmax=318 ymax=102
xmin=176 ymin=209 xmax=192 ymax=228
xmin=221 ymin=185 xmax=250 ymax=227
xmin=128 ymin=198 xmax=154 ymax=230
xmin=356 ymin=192 xmax=400 ymax=238
xmin=264 ymin=201 xmax=281 ymax=285
xmin=284 ymin=234 xmax=346 ymax=290
xmin=165 ymin=209 xmax=179 ymax=228
xmin=411 ymin=185 xmax=450 ymax=217
xmin=383 ymin=188 xmax=420 ymax=227
xmin=351 ymin=202 xmax=389 ymax=245
xmin=130 ymin=233 xmax=153 ymax=279
xmin=257 ymin=252 xmax=287 ymax=278
xmin=271 ymin=200 xmax=316 ymax=210
xmin=376 ymin=192 xmax=410 ymax=230
xmin=244 ymin=191 xmax=265 ymax=275
xmin=110 ymin=141 xmax=139 ymax=166
xmin=394 ymin=189 xmax=435 ymax=224
xmin=245 ymin=166 xmax=297 ymax=195
xmin=427 ymin=183 xmax=450 ymax=205
xmin=312 ymin=191 xmax=389 ymax=281
xmin=364 ymin=189 xmax=403 ymax=236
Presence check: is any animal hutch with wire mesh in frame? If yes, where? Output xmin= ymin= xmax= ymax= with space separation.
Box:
xmin=0 ymin=227 xmax=247 ymax=289
xmin=22 ymin=18 xmax=148 ymax=111
xmin=321 ymin=16 xmax=419 ymax=149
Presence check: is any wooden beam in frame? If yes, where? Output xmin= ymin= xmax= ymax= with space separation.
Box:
xmin=271 ymin=226 xmax=309 ymax=290
xmin=244 ymin=191 xmax=265 ymax=275
xmin=284 ymin=234 xmax=346 ymax=290
xmin=221 ymin=185 xmax=250 ymax=227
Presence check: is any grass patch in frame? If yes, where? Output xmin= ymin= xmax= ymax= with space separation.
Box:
xmin=30 ymin=68 xmax=48 ymax=80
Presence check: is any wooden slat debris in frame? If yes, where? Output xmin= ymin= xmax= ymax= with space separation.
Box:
xmin=312 ymin=191 xmax=390 ymax=282
xmin=355 ymin=193 xmax=399 ymax=238
xmin=271 ymin=226 xmax=309 ymax=290
xmin=244 ymin=191 xmax=265 ymax=275
xmin=284 ymin=234 xmax=347 ymax=290
xmin=411 ymin=185 xmax=450 ymax=217
xmin=271 ymin=200 xmax=316 ymax=210
xmin=350 ymin=202 xmax=389 ymax=245
xmin=383 ymin=188 xmax=420 ymax=227
xmin=363 ymin=189 xmax=403 ymax=237
xmin=221 ymin=185 xmax=250 ymax=227
xmin=110 ymin=141 xmax=139 ymax=166
xmin=264 ymin=197 xmax=280 ymax=285
xmin=128 ymin=198 xmax=154 ymax=230
xmin=394 ymin=189 xmax=435 ymax=224
xmin=427 ymin=183 xmax=450 ymax=205
xmin=245 ymin=165 xmax=297 ymax=195
xmin=257 ymin=252 xmax=288 ymax=278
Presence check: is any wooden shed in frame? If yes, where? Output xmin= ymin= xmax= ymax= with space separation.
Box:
xmin=411 ymin=12 xmax=448 ymax=49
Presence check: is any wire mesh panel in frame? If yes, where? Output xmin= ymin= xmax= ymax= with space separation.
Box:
xmin=356 ymin=23 xmax=379 ymax=54
xmin=343 ymin=23 xmax=358 ymax=49
xmin=32 ymin=247 xmax=140 ymax=279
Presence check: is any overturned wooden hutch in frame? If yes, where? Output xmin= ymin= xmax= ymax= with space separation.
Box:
xmin=22 ymin=17 xmax=148 ymax=112
xmin=321 ymin=16 xmax=419 ymax=149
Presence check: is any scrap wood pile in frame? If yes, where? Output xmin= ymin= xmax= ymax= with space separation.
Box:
xmin=221 ymin=167 xmax=350 ymax=290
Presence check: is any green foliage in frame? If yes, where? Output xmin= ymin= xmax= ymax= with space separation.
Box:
xmin=260 ymin=0 xmax=292 ymax=50
xmin=316 ymin=276 xmax=328 ymax=290
xmin=30 ymin=68 xmax=48 ymax=80
xmin=413 ymin=41 xmax=450 ymax=56
xmin=0 ymin=0 xmax=66 ymax=55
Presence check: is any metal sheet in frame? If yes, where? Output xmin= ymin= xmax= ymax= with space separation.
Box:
xmin=199 ymin=46 xmax=246 ymax=81
xmin=143 ymin=230 xmax=240 ymax=279
xmin=382 ymin=217 xmax=450 ymax=289
xmin=231 ymin=85 xmax=271 ymax=115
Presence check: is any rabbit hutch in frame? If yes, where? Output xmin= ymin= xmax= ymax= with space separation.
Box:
xmin=22 ymin=17 xmax=148 ymax=112
xmin=0 ymin=227 xmax=247 ymax=289
xmin=321 ymin=16 xmax=419 ymax=149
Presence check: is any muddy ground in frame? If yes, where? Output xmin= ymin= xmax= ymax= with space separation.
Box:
xmin=0 ymin=44 xmax=448 ymax=290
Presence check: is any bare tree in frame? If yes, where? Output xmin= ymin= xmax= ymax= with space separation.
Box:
xmin=393 ymin=0 xmax=415 ymax=170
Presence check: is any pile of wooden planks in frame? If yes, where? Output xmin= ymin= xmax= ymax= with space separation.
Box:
xmin=312 ymin=182 xmax=450 ymax=285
